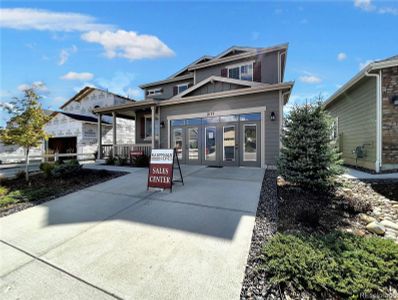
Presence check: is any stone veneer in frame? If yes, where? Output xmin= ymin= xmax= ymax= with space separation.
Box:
xmin=381 ymin=66 xmax=398 ymax=165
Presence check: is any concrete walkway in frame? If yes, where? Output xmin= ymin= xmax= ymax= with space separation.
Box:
xmin=342 ymin=167 xmax=398 ymax=180
xmin=0 ymin=165 xmax=264 ymax=300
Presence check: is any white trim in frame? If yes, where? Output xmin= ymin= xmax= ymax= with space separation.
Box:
xmin=261 ymin=110 xmax=265 ymax=167
xmin=147 ymin=88 xmax=162 ymax=96
xmin=167 ymin=119 xmax=171 ymax=148
xmin=277 ymin=52 xmax=281 ymax=83
xmin=278 ymin=90 xmax=283 ymax=149
xmin=177 ymin=82 xmax=190 ymax=94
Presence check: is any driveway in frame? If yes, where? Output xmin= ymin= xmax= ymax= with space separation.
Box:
xmin=0 ymin=165 xmax=264 ymax=300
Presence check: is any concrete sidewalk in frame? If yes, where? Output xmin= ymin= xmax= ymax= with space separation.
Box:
xmin=342 ymin=167 xmax=398 ymax=180
xmin=0 ymin=165 xmax=264 ymax=300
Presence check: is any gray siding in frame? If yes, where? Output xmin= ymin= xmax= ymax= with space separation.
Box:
xmin=326 ymin=76 xmax=377 ymax=171
xmin=144 ymin=78 xmax=193 ymax=100
xmin=188 ymin=82 xmax=244 ymax=96
xmin=159 ymin=91 xmax=281 ymax=166
xmin=195 ymin=51 xmax=279 ymax=84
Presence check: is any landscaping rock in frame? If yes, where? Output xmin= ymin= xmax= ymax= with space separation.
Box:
xmin=366 ymin=221 xmax=386 ymax=235
xmin=358 ymin=213 xmax=376 ymax=224
xmin=354 ymin=229 xmax=366 ymax=237
xmin=380 ymin=219 xmax=398 ymax=231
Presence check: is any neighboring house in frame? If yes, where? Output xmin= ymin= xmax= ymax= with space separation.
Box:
xmin=94 ymin=43 xmax=294 ymax=168
xmin=45 ymin=87 xmax=135 ymax=156
xmin=324 ymin=55 xmax=398 ymax=173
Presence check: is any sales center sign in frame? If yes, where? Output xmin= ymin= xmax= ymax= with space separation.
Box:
xmin=148 ymin=149 xmax=174 ymax=189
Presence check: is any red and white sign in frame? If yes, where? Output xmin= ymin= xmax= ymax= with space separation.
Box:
xmin=147 ymin=149 xmax=174 ymax=189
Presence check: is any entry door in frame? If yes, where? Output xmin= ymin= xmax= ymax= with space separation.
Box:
xmin=186 ymin=126 xmax=201 ymax=164
xmin=240 ymin=122 xmax=261 ymax=167
xmin=221 ymin=123 xmax=239 ymax=166
xmin=203 ymin=125 xmax=218 ymax=166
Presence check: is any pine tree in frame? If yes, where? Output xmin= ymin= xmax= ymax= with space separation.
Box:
xmin=278 ymin=100 xmax=343 ymax=189
xmin=0 ymin=88 xmax=51 ymax=182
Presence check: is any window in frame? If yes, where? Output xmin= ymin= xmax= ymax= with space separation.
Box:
xmin=331 ymin=117 xmax=338 ymax=140
xmin=147 ymin=88 xmax=162 ymax=96
xmin=227 ymin=62 xmax=253 ymax=81
xmin=178 ymin=84 xmax=189 ymax=94
xmin=240 ymin=113 xmax=261 ymax=121
xmin=145 ymin=116 xmax=152 ymax=138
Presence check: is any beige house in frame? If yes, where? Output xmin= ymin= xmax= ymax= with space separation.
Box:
xmin=324 ymin=56 xmax=398 ymax=173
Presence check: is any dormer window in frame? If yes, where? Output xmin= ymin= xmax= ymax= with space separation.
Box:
xmin=147 ymin=88 xmax=162 ymax=96
xmin=177 ymin=83 xmax=189 ymax=94
xmin=227 ymin=62 xmax=254 ymax=81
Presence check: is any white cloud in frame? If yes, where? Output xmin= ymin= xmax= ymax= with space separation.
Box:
xmin=354 ymin=0 xmax=374 ymax=11
xmin=337 ymin=52 xmax=347 ymax=61
xmin=81 ymin=30 xmax=174 ymax=60
xmin=299 ymin=75 xmax=322 ymax=84
xmin=354 ymin=0 xmax=398 ymax=15
xmin=61 ymin=71 xmax=94 ymax=81
xmin=18 ymin=81 xmax=49 ymax=93
xmin=126 ymin=88 xmax=143 ymax=99
xmin=58 ymin=45 xmax=77 ymax=65
xmin=0 ymin=8 xmax=113 ymax=32
xmin=94 ymin=72 xmax=135 ymax=96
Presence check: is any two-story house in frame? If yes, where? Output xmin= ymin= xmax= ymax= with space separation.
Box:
xmin=45 ymin=87 xmax=135 ymax=157
xmin=94 ymin=43 xmax=294 ymax=168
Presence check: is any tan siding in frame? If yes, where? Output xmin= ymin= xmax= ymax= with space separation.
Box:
xmin=326 ymin=76 xmax=377 ymax=171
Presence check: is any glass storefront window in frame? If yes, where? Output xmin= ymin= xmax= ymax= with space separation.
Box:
xmin=202 ymin=117 xmax=219 ymax=124
xmin=223 ymin=125 xmax=235 ymax=162
xmin=205 ymin=127 xmax=216 ymax=161
xmin=188 ymin=128 xmax=199 ymax=160
xmin=244 ymin=124 xmax=257 ymax=161
xmin=171 ymin=119 xmax=185 ymax=126
xmin=219 ymin=115 xmax=238 ymax=122
xmin=240 ymin=113 xmax=261 ymax=121
xmin=172 ymin=128 xmax=183 ymax=160
xmin=186 ymin=118 xmax=202 ymax=126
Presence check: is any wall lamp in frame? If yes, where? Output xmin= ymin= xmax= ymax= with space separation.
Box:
xmin=270 ymin=111 xmax=276 ymax=121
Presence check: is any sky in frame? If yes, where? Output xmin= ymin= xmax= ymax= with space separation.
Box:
xmin=1 ymin=0 xmax=397 ymax=126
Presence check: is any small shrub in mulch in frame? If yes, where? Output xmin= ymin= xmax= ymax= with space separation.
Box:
xmin=259 ymin=232 xmax=398 ymax=299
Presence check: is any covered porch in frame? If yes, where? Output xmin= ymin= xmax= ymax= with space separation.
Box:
xmin=93 ymin=100 xmax=160 ymax=159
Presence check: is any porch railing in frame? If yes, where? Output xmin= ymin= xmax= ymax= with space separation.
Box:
xmin=101 ymin=144 xmax=152 ymax=159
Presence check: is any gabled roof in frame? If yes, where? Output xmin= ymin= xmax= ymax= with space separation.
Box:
xmin=173 ymin=75 xmax=268 ymax=99
xmin=188 ymin=43 xmax=289 ymax=71
xmin=60 ymin=87 xmax=135 ymax=109
xmin=50 ymin=111 xmax=111 ymax=124
xmin=139 ymin=73 xmax=194 ymax=89
xmin=167 ymin=55 xmax=214 ymax=79
xmin=324 ymin=54 xmax=398 ymax=108
xmin=213 ymin=46 xmax=261 ymax=60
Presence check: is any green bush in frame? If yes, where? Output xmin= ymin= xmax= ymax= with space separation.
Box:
xmin=39 ymin=162 xmax=55 ymax=178
xmin=105 ymin=156 xmax=115 ymax=165
xmin=115 ymin=156 xmax=128 ymax=166
xmin=131 ymin=154 xmax=149 ymax=168
xmin=278 ymin=100 xmax=343 ymax=189
xmin=260 ymin=232 xmax=398 ymax=298
xmin=51 ymin=159 xmax=82 ymax=178
xmin=0 ymin=187 xmax=56 ymax=207
xmin=0 ymin=186 xmax=8 ymax=197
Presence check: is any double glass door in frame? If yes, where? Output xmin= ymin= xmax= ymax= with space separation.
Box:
xmin=170 ymin=117 xmax=260 ymax=167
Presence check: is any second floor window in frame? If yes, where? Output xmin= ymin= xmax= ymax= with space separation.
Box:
xmin=148 ymin=88 xmax=162 ymax=96
xmin=227 ymin=63 xmax=253 ymax=81
xmin=178 ymin=84 xmax=189 ymax=94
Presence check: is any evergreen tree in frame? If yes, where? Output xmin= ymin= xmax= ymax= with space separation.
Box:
xmin=0 ymin=88 xmax=50 ymax=182
xmin=278 ymin=100 xmax=343 ymax=189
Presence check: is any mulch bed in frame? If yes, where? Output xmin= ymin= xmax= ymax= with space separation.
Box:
xmin=241 ymin=172 xmax=398 ymax=299
xmin=0 ymin=169 xmax=128 ymax=218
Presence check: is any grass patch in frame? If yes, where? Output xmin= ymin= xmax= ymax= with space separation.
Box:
xmin=260 ymin=232 xmax=398 ymax=299
xmin=0 ymin=187 xmax=57 ymax=207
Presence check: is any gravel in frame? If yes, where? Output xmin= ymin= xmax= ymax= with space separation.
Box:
xmin=240 ymin=170 xmax=280 ymax=300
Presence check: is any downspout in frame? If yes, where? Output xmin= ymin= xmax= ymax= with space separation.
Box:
xmin=365 ymin=69 xmax=382 ymax=173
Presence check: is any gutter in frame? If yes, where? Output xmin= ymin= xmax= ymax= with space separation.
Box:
xmin=364 ymin=70 xmax=382 ymax=173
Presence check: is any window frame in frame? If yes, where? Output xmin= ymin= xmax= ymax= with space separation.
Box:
xmin=147 ymin=88 xmax=162 ymax=96
xmin=226 ymin=61 xmax=254 ymax=81
xmin=177 ymin=83 xmax=189 ymax=94
xmin=144 ymin=115 xmax=152 ymax=139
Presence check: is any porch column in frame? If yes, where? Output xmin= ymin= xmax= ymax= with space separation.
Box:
xmin=151 ymin=106 xmax=155 ymax=149
xmin=97 ymin=113 xmax=102 ymax=159
xmin=112 ymin=112 xmax=117 ymax=156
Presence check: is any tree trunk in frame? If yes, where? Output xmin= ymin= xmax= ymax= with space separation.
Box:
xmin=25 ymin=147 xmax=30 ymax=182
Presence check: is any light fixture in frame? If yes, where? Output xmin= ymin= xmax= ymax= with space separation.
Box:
xmin=270 ymin=111 xmax=276 ymax=121
xmin=391 ymin=95 xmax=398 ymax=107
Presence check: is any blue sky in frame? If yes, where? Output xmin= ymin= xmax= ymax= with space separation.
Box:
xmin=1 ymin=0 xmax=397 ymax=126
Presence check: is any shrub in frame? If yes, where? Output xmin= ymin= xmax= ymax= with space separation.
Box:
xmin=39 ymin=162 xmax=55 ymax=178
xmin=296 ymin=208 xmax=320 ymax=228
xmin=132 ymin=154 xmax=149 ymax=168
xmin=260 ymin=232 xmax=398 ymax=298
xmin=342 ymin=196 xmax=373 ymax=214
xmin=278 ymin=100 xmax=343 ymax=189
xmin=0 ymin=186 xmax=8 ymax=197
xmin=51 ymin=159 xmax=82 ymax=178
xmin=114 ymin=156 xmax=128 ymax=166
xmin=105 ymin=156 xmax=115 ymax=165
